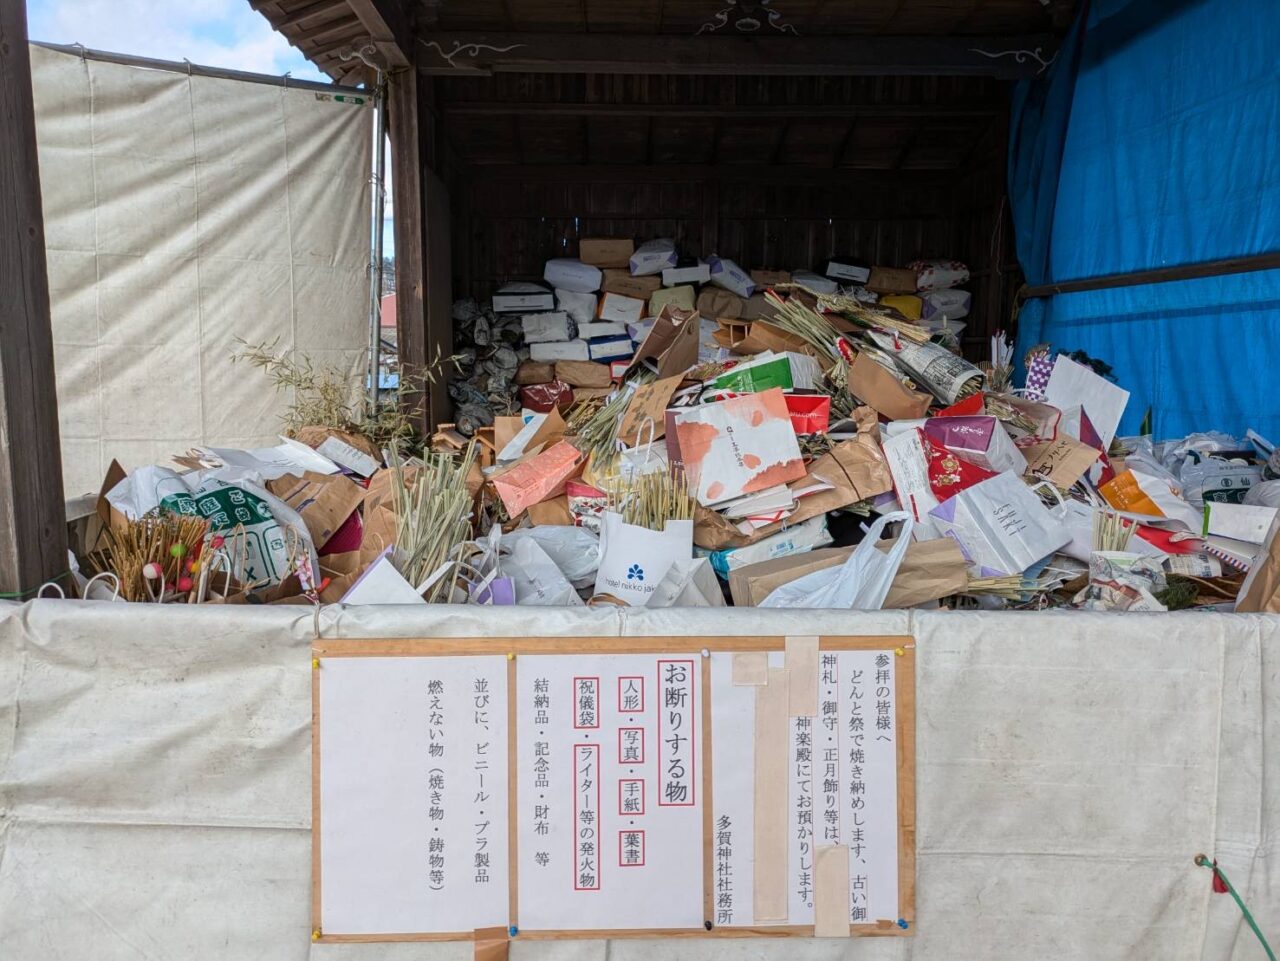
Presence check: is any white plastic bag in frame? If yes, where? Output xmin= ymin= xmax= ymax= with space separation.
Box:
xmin=504 ymin=537 xmax=585 ymax=606
xmin=760 ymin=511 xmax=913 ymax=610
xmin=595 ymin=511 xmax=694 ymax=606
xmin=503 ymin=525 xmax=600 ymax=589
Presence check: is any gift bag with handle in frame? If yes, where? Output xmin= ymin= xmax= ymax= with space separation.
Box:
xmin=928 ymin=472 xmax=1071 ymax=576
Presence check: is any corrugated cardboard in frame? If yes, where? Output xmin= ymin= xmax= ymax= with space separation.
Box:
xmin=601 ymin=269 xmax=661 ymax=300
xmin=867 ymin=266 xmax=919 ymax=294
xmin=579 ymin=237 xmax=634 ymax=268
xmin=750 ymin=268 xmax=791 ymax=287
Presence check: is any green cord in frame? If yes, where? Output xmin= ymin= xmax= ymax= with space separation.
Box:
xmin=0 ymin=569 xmax=73 ymax=600
xmin=1196 ymin=855 xmax=1276 ymax=961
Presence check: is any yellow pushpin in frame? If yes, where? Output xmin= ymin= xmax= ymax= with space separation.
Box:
xmin=894 ymin=647 xmax=905 ymax=657
xmin=507 ymin=652 xmax=515 ymax=661
xmin=312 ymin=657 xmax=320 ymax=669
xmin=311 ymin=928 xmax=321 ymax=941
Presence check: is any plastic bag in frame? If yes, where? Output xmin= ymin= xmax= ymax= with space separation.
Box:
xmin=645 ymin=557 xmax=725 ymax=608
xmin=470 ymin=527 xmax=583 ymax=606
xmin=107 ymin=464 xmax=315 ymax=586
xmin=759 ymin=511 xmax=913 ymax=610
xmin=503 ymin=525 xmax=600 ymax=589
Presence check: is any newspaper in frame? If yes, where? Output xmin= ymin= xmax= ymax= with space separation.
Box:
xmin=866 ymin=330 xmax=984 ymax=404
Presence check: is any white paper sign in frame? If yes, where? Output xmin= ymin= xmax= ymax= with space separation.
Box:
xmin=318 ymin=656 xmax=509 ymax=935
xmin=516 ymin=654 xmax=704 ymax=931
xmin=709 ymin=653 xmax=757 ymax=928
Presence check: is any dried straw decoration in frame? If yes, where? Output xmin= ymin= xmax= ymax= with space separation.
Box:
xmin=89 ymin=510 xmax=210 ymax=602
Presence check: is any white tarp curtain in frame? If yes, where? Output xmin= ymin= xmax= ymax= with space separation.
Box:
xmin=0 ymin=602 xmax=1276 ymax=961
xmin=30 ymin=45 xmax=372 ymax=498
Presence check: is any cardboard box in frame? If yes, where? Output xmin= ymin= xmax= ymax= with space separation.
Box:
xmin=492 ymin=282 xmax=554 ymax=313
xmin=601 ymin=269 xmax=662 ymax=300
xmin=663 ymin=264 xmax=710 ymax=287
xmin=579 ymin=237 xmax=635 ymax=269
xmin=822 ymin=258 xmax=871 ymax=284
xmin=867 ymin=266 xmax=919 ymax=295
xmin=555 ymin=360 xmax=613 ymax=388
xmin=577 ymin=321 xmax=629 ymax=340
xmin=596 ymin=293 xmax=645 ymax=325
xmin=529 ymin=339 xmax=589 ymax=363
xmin=649 ymin=285 xmax=696 ymax=314
xmin=750 ymin=269 xmax=792 ymax=287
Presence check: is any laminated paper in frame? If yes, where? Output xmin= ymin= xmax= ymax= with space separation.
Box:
xmin=754 ymin=668 xmax=790 ymax=922
xmin=785 ymin=635 xmax=819 ymax=716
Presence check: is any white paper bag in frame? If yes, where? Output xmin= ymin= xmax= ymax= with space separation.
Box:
xmin=595 ymin=511 xmax=694 ymax=606
xmin=645 ymin=557 xmax=725 ymax=607
xmin=760 ymin=512 xmax=913 ymax=610
xmin=928 ymin=472 xmax=1071 ymax=576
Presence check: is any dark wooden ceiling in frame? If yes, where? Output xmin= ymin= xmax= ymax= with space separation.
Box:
xmin=251 ymin=0 xmax=1068 ymax=169
xmin=437 ymin=73 xmax=1009 ymax=171
xmin=431 ymin=0 xmax=1069 ymax=36
xmin=252 ymin=0 xmax=1076 ymax=83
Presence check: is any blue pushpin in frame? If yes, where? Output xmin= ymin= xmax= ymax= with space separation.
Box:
xmin=897 ymin=918 xmax=909 ymax=930
xmin=508 ymin=925 xmax=519 ymax=937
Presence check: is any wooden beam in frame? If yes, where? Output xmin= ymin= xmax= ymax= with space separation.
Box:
xmin=0 ymin=0 xmax=68 ymax=596
xmin=1022 ymin=252 xmax=1280 ymax=299
xmin=274 ymin=0 xmax=350 ymax=30
xmin=462 ymin=163 xmax=954 ymax=186
xmin=387 ymin=67 xmax=429 ymax=434
xmin=417 ymin=32 xmax=1058 ymax=77
xmin=441 ymin=101 xmax=1003 ymax=120
xmin=344 ymin=0 xmax=413 ymax=68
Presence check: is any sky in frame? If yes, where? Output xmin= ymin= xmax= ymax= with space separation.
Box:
xmin=26 ymin=0 xmax=395 ymax=254
xmin=26 ymin=0 xmax=328 ymax=82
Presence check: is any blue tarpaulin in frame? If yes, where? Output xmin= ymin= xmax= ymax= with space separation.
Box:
xmin=1010 ymin=0 xmax=1280 ymax=441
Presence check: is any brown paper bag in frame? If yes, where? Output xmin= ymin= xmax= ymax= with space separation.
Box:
xmin=555 ymin=359 xmax=613 ymax=388
xmin=1236 ymin=515 xmax=1280 ymax=612
xmin=1023 ymin=435 xmax=1101 ymax=489
xmin=515 ymin=360 xmax=556 ymax=386
xmin=728 ymin=536 xmax=967 ymax=607
xmin=526 ymin=495 xmax=574 ymax=526
xmin=749 ymin=320 xmax=836 ymax=371
xmin=617 ymin=374 xmax=683 ymax=447
xmin=849 ymin=351 xmax=932 ymax=420
xmin=628 ymin=305 xmax=700 ymax=379
xmin=696 ymin=288 xmax=745 ymax=320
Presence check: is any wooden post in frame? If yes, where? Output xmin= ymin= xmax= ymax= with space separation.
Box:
xmin=387 ymin=66 xmax=429 ymax=434
xmin=0 ymin=0 xmax=68 ymax=596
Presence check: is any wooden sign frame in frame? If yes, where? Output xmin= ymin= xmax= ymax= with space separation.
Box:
xmin=312 ymin=634 xmax=915 ymax=944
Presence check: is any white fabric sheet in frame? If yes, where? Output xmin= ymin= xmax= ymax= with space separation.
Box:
xmin=0 ymin=600 xmax=1275 ymax=961
xmin=30 ymin=45 xmax=372 ymax=497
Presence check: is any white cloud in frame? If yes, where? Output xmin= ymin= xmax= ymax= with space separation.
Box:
xmin=27 ymin=0 xmax=328 ymax=81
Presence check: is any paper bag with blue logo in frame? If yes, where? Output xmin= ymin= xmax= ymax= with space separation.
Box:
xmin=594 ymin=510 xmax=694 ymax=606
xmin=927 ymin=471 xmax=1071 ymax=576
